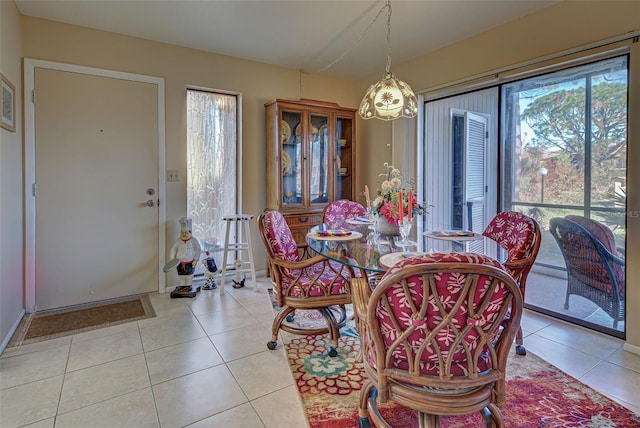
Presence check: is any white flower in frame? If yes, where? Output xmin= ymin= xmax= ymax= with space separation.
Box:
xmin=381 ymin=180 xmax=393 ymax=192
xmin=390 ymin=177 xmax=402 ymax=189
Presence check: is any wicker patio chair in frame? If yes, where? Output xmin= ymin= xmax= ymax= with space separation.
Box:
xmin=549 ymin=217 xmax=625 ymax=328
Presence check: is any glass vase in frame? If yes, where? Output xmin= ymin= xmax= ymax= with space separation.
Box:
xmin=377 ymin=216 xmax=400 ymax=236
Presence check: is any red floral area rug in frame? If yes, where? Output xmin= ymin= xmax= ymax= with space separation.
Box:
xmin=269 ymin=290 xmax=640 ymax=427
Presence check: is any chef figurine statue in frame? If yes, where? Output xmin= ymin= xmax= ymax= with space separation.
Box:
xmin=202 ymin=251 xmax=218 ymax=290
xmin=169 ymin=217 xmax=202 ymax=298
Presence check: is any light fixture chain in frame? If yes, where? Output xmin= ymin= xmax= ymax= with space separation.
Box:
xmin=314 ymin=1 xmax=389 ymax=74
xmin=386 ymin=0 xmax=392 ymax=74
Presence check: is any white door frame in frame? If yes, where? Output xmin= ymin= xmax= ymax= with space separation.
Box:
xmin=23 ymin=59 xmax=167 ymax=312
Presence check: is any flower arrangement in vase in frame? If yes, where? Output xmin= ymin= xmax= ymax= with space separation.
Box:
xmin=365 ymin=162 xmax=427 ymax=228
xmin=365 ymin=162 xmax=428 ymax=236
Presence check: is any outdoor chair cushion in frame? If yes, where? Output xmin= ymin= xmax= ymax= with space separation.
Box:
xmin=565 ymin=215 xmax=620 ymax=257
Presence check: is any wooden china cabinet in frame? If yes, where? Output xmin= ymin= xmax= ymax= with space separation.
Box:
xmin=265 ymin=98 xmax=356 ymax=243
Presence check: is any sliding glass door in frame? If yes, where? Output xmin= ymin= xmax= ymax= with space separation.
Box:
xmin=501 ymin=56 xmax=628 ymax=337
xmin=422 ymin=55 xmax=628 ymax=337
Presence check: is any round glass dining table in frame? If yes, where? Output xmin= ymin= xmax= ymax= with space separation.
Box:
xmin=306 ymin=223 xmax=507 ymax=274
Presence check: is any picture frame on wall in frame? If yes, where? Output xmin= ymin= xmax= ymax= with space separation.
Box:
xmin=1 ymin=73 xmax=16 ymax=132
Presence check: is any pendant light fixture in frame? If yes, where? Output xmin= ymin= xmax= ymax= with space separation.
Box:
xmin=359 ymin=0 xmax=417 ymax=120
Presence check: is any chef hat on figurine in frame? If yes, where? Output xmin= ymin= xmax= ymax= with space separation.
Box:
xmin=179 ymin=216 xmax=192 ymax=232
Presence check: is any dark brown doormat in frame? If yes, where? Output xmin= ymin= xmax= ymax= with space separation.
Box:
xmin=7 ymin=294 xmax=155 ymax=347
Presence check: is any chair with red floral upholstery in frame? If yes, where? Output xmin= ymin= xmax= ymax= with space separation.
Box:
xmin=352 ymin=252 xmax=523 ymax=428
xmin=258 ymin=210 xmax=356 ymax=357
xmin=322 ymin=199 xmax=367 ymax=229
xmin=482 ymin=211 xmax=541 ymax=355
xmin=550 ymin=217 xmax=625 ymax=329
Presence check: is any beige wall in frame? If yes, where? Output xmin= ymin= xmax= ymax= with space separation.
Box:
xmin=20 ymin=16 xmax=360 ymax=277
xmin=0 ymin=1 xmax=24 ymax=346
xmin=357 ymin=1 xmax=640 ymax=349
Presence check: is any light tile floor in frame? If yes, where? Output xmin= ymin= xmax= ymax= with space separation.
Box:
xmin=1 ymin=275 xmax=639 ymax=427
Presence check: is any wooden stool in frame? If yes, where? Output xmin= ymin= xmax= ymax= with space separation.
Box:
xmin=220 ymin=214 xmax=257 ymax=295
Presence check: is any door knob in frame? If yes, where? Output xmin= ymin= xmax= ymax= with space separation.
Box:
xmin=146 ymin=199 xmax=156 ymax=207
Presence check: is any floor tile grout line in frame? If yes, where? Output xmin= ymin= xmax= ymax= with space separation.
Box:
xmin=528 ymin=321 xmax=624 ymax=358
xmin=525 ymin=327 xmax=640 ymax=407
xmin=180 ymin=288 xmax=275 ymax=419
xmin=574 ymin=360 xmax=640 ymax=413
xmin=209 ymin=282 xmax=306 ymax=424
xmin=49 ymin=341 xmax=71 ymax=426
xmin=138 ymin=322 xmax=162 ymax=428
xmin=601 ymin=356 xmax=640 ymax=375
xmin=53 ymin=385 xmax=153 ymax=418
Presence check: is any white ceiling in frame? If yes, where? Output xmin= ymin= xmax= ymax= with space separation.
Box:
xmin=15 ymin=0 xmax=558 ymax=80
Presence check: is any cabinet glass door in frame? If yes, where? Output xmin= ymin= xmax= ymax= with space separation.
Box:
xmin=336 ymin=116 xmax=353 ymax=200
xmin=309 ymin=113 xmax=329 ymax=205
xmin=281 ymin=110 xmax=302 ymax=208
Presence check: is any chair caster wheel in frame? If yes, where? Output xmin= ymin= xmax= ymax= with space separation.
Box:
xmin=285 ymin=315 xmax=295 ymax=322
xmin=267 ymin=341 xmax=277 ymax=350
xmin=515 ymin=345 xmax=526 ymax=356
xmin=328 ymin=347 xmax=338 ymax=357
xmin=359 ymin=418 xmax=371 ymax=428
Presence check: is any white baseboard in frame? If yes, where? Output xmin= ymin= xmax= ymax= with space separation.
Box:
xmin=1 ymin=309 xmax=26 ymax=354
xmin=623 ymin=342 xmax=640 ymax=356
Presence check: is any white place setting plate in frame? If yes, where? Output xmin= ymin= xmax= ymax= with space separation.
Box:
xmin=306 ymin=230 xmax=363 ymax=241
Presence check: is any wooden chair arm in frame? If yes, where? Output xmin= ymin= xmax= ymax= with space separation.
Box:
xmin=503 ymin=258 xmax=530 ymax=271
xmin=271 ymin=254 xmax=332 ymax=270
xmin=351 ymin=277 xmax=371 ymax=322
xmin=503 ymin=258 xmax=532 ymax=281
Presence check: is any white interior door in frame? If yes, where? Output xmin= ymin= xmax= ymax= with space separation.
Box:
xmin=464 ymin=111 xmax=488 ymax=232
xmin=464 ymin=111 xmax=488 ymax=253
xmin=33 ymin=68 xmax=160 ymax=311
xmin=422 ymin=90 xmax=498 ymax=241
